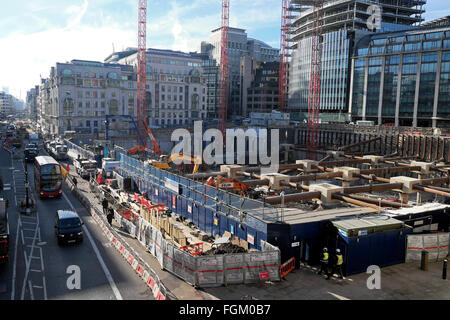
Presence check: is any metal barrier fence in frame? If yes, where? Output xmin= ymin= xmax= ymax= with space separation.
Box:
xmin=117 ymin=153 xmax=282 ymax=224
xmin=406 ymin=232 xmax=450 ymax=262
xmin=65 ymin=177 xmax=171 ymax=300
xmin=90 ymin=179 xmax=281 ymax=287
xmin=65 ymin=139 xmax=95 ymax=159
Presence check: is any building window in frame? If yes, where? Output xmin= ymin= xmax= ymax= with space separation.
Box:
xmin=423 ymin=41 xmax=441 ymax=50
xmin=63 ymin=98 xmax=74 ymax=116
xmin=191 ymin=94 xmax=199 ymax=111
xmin=109 ymin=99 xmax=119 ymax=115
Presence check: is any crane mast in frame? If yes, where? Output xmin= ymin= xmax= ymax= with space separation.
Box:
xmin=218 ymin=0 xmax=230 ymax=144
xmin=278 ymin=0 xmax=290 ymax=111
xmin=137 ymin=0 xmax=147 ymax=147
xmin=307 ymin=0 xmax=324 ymax=157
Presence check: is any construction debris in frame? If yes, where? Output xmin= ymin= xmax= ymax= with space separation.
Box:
xmin=202 ymin=243 xmax=248 ymax=255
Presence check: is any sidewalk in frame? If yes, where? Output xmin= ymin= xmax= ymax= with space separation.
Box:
xmin=68 ymin=164 xmax=217 ymax=300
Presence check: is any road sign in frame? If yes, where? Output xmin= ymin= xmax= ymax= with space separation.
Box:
xmin=259 ymin=271 xmax=270 ymax=280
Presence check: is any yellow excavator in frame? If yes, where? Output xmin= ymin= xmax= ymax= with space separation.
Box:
xmin=150 ymin=153 xmax=202 ymax=174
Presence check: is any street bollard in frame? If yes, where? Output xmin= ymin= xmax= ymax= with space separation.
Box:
xmin=421 ymin=250 xmax=429 ymax=271
xmin=443 ymin=258 xmax=448 ymax=280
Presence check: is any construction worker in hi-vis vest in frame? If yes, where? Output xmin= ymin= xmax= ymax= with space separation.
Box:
xmin=318 ymin=247 xmax=331 ymax=279
xmin=334 ymin=249 xmax=344 ymax=279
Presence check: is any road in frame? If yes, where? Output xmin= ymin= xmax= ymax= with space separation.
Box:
xmin=0 ymin=145 xmax=154 ymax=300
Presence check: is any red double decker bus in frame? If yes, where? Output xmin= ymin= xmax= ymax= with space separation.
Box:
xmin=34 ymin=156 xmax=63 ymax=198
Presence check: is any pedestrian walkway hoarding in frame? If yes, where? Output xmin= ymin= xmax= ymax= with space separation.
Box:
xmin=406 ymin=232 xmax=449 ymax=262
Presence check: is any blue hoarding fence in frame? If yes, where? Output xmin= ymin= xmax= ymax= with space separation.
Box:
xmin=117 ymin=153 xmax=281 ymax=251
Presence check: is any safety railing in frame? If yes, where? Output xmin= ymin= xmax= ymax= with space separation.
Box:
xmin=65 ymin=139 xmax=95 ymax=159
xmin=65 ymin=174 xmax=171 ymax=300
xmin=89 ymin=177 xmax=281 ymax=287
xmin=117 ymin=153 xmax=282 ymax=223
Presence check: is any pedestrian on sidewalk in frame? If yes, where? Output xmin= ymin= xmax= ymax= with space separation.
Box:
xmin=107 ymin=207 xmax=114 ymax=226
xmin=72 ymin=176 xmax=78 ymax=188
xmin=102 ymin=198 xmax=109 ymax=215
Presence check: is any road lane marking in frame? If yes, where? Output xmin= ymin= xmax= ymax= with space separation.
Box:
xmin=20 ymin=220 xmax=40 ymax=300
xmin=62 ymin=192 xmax=123 ymax=300
xmin=11 ymin=217 xmax=20 ymax=300
xmin=42 ymin=276 xmax=47 ymax=300
xmin=28 ymin=281 xmax=34 ymax=300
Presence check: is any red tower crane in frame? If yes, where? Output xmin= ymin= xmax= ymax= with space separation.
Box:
xmin=137 ymin=0 xmax=147 ymax=147
xmin=218 ymin=0 xmax=230 ymax=143
xmin=278 ymin=0 xmax=290 ymax=111
xmin=307 ymin=0 xmax=324 ymax=155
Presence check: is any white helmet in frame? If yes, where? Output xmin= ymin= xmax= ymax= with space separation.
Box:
xmin=336 ymin=249 xmax=341 ymax=253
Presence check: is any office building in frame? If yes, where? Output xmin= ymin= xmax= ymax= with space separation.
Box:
xmin=106 ymin=48 xmax=208 ymax=127
xmin=204 ymin=27 xmax=280 ymax=118
xmin=288 ymin=0 xmax=426 ymax=122
xmin=0 ymin=91 xmax=12 ymax=118
xmin=241 ymin=57 xmax=280 ymax=116
xmin=26 ymin=86 xmax=39 ymax=122
xmin=349 ymin=26 xmax=450 ymax=128
xmin=39 ymin=60 xmax=136 ymax=135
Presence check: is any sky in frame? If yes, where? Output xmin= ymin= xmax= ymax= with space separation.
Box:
xmin=0 ymin=0 xmax=449 ymax=101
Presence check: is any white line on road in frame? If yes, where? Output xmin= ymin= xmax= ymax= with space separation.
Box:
xmin=20 ymin=219 xmax=40 ymax=300
xmin=11 ymin=218 xmax=20 ymax=300
xmin=28 ymin=281 xmax=34 ymax=300
xmin=62 ymin=192 xmax=123 ymax=300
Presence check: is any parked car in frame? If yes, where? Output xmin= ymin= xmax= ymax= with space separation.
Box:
xmin=54 ymin=210 xmax=84 ymax=245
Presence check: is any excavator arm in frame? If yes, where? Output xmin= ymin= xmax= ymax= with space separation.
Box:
xmin=167 ymin=154 xmax=202 ymax=174
xmin=142 ymin=119 xmax=161 ymax=156
xmin=205 ymin=176 xmax=248 ymax=196
xmin=151 ymin=153 xmax=202 ymax=174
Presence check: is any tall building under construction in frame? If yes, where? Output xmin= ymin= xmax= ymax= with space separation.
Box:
xmin=287 ymin=0 xmax=426 ymax=123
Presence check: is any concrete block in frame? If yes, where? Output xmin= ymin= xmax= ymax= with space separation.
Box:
xmin=296 ymin=160 xmax=318 ymax=173
xmin=334 ymin=166 xmax=361 ymax=181
xmin=363 ymin=155 xmax=384 ymax=165
xmin=220 ymin=165 xmax=245 ymax=179
xmin=326 ymin=150 xmax=344 ymax=159
xmin=390 ymin=176 xmax=421 ymax=194
xmin=410 ymin=161 xmax=432 ymax=175
xmin=309 ymin=183 xmax=343 ymax=203
xmin=260 ymin=173 xmax=290 ymax=191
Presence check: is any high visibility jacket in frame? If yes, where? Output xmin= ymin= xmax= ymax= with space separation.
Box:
xmin=321 ymin=252 xmax=329 ymax=263
xmin=336 ymin=254 xmax=343 ymax=266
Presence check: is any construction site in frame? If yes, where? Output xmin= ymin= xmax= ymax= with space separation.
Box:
xmin=52 ymin=0 xmax=450 ymax=288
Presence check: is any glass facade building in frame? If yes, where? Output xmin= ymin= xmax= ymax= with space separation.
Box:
xmin=350 ymin=27 xmax=450 ymax=127
xmin=288 ymin=0 xmax=426 ymax=122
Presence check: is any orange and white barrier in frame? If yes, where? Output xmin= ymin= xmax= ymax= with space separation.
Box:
xmin=280 ymin=257 xmax=296 ymax=279
xmin=67 ymin=178 xmax=169 ymax=300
